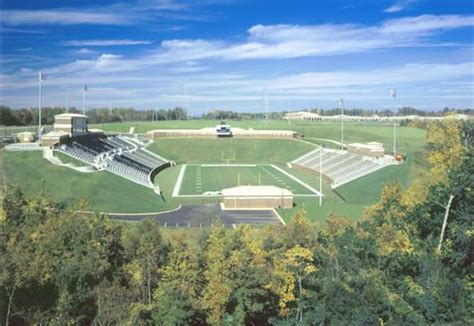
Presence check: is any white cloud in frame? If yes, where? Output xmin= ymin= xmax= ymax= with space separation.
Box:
xmin=384 ymin=0 xmax=416 ymax=13
xmin=77 ymin=48 xmax=95 ymax=55
xmin=2 ymin=15 xmax=473 ymax=110
xmin=1 ymin=10 xmax=129 ymax=26
xmin=385 ymin=4 xmax=404 ymax=13
xmin=64 ymin=39 xmax=153 ymax=46
xmin=136 ymin=15 xmax=474 ymax=63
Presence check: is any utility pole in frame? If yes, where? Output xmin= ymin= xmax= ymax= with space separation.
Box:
xmin=83 ymin=85 xmax=88 ymax=115
xmin=339 ymin=98 xmax=345 ymax=150
xmin=38 ymin=70 xmax=46 ymax=143
xmin=438 ymin=194 xmax=455 ymax=252
xmin=390 ymin=89 xmax=397 ymax=155
xmin=66 ymin=95 xmax=69 ymax=113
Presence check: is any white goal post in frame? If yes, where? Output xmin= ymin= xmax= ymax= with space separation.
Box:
xmin=221 ymin=151 xmax=236 ymax=165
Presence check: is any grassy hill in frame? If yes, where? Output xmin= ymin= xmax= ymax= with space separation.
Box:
xmin=2 ymin=151 xmax=177 ymax=213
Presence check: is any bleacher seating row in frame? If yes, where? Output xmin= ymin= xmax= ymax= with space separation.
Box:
xmin=292 ymin=148 xmax=392 ymax=188
xmin=57 ymin=135 xmax=169 ymax=188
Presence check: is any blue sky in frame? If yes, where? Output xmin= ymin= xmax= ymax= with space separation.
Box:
xmin=1 ymin=0 xmax=473 ymax=113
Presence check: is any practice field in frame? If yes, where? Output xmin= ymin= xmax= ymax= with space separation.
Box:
xmin=173 ymin=164 xmax=321 ymax=197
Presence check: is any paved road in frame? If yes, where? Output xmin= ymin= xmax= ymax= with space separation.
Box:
xmin=111 ymin=204 xmax=283 ymax=227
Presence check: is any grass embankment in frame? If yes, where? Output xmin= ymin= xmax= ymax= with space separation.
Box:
xmin=3 ymin=151 xmax=177 ymax=213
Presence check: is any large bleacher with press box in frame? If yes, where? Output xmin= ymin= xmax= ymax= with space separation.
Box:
xmin=57 ymin=134 xmax=172 ymax=189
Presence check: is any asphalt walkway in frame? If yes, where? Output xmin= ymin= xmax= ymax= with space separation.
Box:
xmin=111 ymin=204 xmax=283 ymax=227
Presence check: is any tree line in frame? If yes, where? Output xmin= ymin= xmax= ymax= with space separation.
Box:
xmin=0 ymin=106 xmax=189 ymax=126
xmin=2 ymin=104 xmax=472 ymax=127
xmin=0 ymin=121 xmax=472 ymax=325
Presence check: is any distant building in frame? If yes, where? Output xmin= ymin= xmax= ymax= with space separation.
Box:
xmin=222 ymin=185 xmax=293 ymax=209
xmin=284 ymin=111 xmax=321 ymax=121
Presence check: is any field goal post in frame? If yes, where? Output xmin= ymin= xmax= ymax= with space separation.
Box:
xmin=221 ymin=151 xmax=236 ymax=165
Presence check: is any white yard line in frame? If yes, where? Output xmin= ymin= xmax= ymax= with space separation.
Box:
xmin=174 ymin=194 xmax=222 ymax=198
xmin=201 ymin=164 xmax=257 ymax=167
xmin=172 ymin=164 xmax=187 ymax=197
xmin=270 ymin=164 xmax=323 ymax=197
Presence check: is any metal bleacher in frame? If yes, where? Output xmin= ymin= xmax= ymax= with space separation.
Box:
xmin=292 ymin=147 xmax=393 ymax=188
xmin=57 ymin=135 xmax=170 ymax=189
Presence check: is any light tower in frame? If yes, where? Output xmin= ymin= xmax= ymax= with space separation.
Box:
xmin=319 ymin=145 xmax=323 ymax=207
xmin=82 ymin=85 xmax=88 ymax=115
xmin=38 ymin=70 xmax=46 ymax=143
xmin=339 ymin=98 xmax=345 ymax=150
xmin=390 ymin=88 xmax=397 ymax=155
xmin=264 ymin=90 xmax=269 ymax=123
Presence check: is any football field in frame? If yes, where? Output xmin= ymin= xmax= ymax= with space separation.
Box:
xmin=172 ymin=164 xmax=322 ymax=197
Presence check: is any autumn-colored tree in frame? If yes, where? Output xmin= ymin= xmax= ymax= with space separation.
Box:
xmin=154 ymin=235 xmax=203 ymax=309
xmin=201 ymin=226 xmax=232 ymax=325
xmin=267 ymin=245 xmax=317 ymax=322
xmin=427 ymin=119 xmax=465 ymax=183
xmin=122 ymin=220 xmax=168 ymax=307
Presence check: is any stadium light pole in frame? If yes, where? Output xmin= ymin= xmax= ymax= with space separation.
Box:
xmin=339 ymin=98 xmax=345 ymax=150
xmin=38 ymin=70 xmax=46 ymax=143
xmin=319 ymin=145 xmax=323 ymax=207
xmin=390 ymin=88 xmax=397 ymax=155
xmin=82 ymin=85 xmax=88 ymax=115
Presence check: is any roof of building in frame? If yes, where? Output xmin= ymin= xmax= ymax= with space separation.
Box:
xmin=222 ymin=185 xmax=293 ymax=197
xmin=17 ymin=131 xmax=35 ymax=136
xmin=285 ymin=111 xmax=320 ymax=117
xmin=42 ymin=130 xmax=69 ymax=138
xmin=55 ymin=113 xmax=88 ymax=118
xmin=367 ymin=141 xmax=383 ymax=147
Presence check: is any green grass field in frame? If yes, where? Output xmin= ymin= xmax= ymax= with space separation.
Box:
xmin=1 ymin=119 xmax=430 ymax=223
xmin=147 ymin=138 xmax=314 ymax=164
xmin=175 ymin=164 xmax=319 ymax=196
xmin=93 ymin=119 xmax=426 ymax=154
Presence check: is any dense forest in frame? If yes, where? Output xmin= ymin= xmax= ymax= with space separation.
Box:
xmin=0 ymin=120 xmax=472 ymax=325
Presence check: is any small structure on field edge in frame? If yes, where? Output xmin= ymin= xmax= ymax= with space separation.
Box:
xmin=222 ymin=185 xmax=293 ymax=210
xmin=347 ymin=142 xmax=385 ymax=158
xmin=16 ymin=131 xmax=36 ymax=143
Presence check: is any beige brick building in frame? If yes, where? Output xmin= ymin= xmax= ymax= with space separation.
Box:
xmin=222 ymin=185 xmax=293 ymax=209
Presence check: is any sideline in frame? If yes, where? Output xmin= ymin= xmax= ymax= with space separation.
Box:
xmin=78 ymin=204 xmax=182 ymax=217
xmin=172 ymin=164 xmax=186 ymax=197
xmin=270 ymin=164 xmax=323 ymax=197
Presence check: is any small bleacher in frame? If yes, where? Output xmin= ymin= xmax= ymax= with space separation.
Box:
xmin=292 ymin=147 xmax=394 ymax=188
xmin=57 ymin=135 xmax=170 ymax=189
